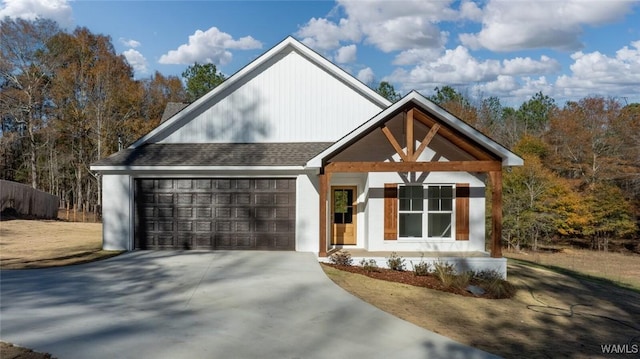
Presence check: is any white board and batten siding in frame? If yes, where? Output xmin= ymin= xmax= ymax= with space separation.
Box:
xmin=155 ymin=49 xmax=385 ymax=144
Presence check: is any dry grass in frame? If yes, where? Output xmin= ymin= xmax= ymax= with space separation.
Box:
xmin=324 ymin=262 xmax=640 ymax=358
xmin=505 ymin=249 xmax=640 ymax=290
xmin=0 ymin=219 xmax=120 ymax=269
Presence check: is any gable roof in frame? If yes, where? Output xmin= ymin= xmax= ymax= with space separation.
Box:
xmin=130 ymin=36 xmax=391 ymax=148
xmin=91 ymin=142 xmax=332 ymax=171
xmin=307 ymin=91 xmax=524 ymax=167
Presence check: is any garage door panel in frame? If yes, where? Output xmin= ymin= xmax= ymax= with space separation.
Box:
xmin=158 ymin=208 xmax=173 ymax=217
xmin=216 ymin=194 xmax=231 ymax=204
xmin=135 ymin=178 xmax=295 ymax=250
xmin=196 ymin=194 xmax=212 ymax=204
xmin=215 ymin=208 xmax=231 ymax=218
xmin=195 ymin=221 xmax=212 ymax=232
xmin=196 ymin=208 xmax=212 ymax=218
xmin=195 ymin=179 xmax=212 ymax=189
xmin=157 ymin=179 xmax=173 ymax=189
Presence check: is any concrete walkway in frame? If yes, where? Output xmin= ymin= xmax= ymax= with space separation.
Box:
xmin=1 ymin=251 xmax=498 ymax=358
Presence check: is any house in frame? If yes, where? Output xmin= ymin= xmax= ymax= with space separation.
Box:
xmin=91 ymin=37 xmax=523 ymax=277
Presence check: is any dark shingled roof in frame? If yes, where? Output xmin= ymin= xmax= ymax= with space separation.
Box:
xmin=160 ymin=102 xmax=189 ymax=123
xmin=92 ymin=142 xmax=334 ymax=167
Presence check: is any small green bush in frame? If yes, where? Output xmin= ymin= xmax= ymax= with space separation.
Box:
xmin=411 ymin=260 xmax=432 ymax=276
xmin=386 ymin=252 xmax=405 ymax=271
xmin=329 ymin=250 xmax=353 ymax=266
xmin=360 ymin=258 xmax=380 ymax=272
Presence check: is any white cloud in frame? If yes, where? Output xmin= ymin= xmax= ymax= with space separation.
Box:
xmin=393 ymin=48 xmax=442 ymax=66
xmin=120 ymin=38 xmax=141 ymax=48
xmin=357 ymin=67 xmax=375 ymax=85
xmin=458 ymin=0 xmax=482 ymax=22
xmin=387 ymin=44 xmax=567 ymax=103
xmin=460 ymin=0 xmax=635 ymax=51
xmin=297 ymin=17 xmax=360 ymax=51
xmin=335 ymin=44 xmax=357 ymax=63
xmin=502 ymin=56 xmax=561 ymax=76
xmin=296 ymin=0 xmax=456 ymax=53
xmin=123 ymin=49 xmax=148 ymax=75
xmin=555 ymin=40 xmax=640 ymax=98
xmin=159 ymin=27 xmax=262 ymax=65
xmin=0 ymin=0 xmax=73 ymax=28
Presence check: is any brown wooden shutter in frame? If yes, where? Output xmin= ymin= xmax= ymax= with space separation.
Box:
xmin=384 ymin=184 xmax=398 ymax=240
xmin=455 ymin=183 xmax=470 ymax=241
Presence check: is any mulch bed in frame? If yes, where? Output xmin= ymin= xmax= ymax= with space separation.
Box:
xmin=322 ymin=263 xmax=486 ymax=298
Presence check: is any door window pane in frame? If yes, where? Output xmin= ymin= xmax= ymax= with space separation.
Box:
xmin=333 ymin=189 xmax=354 ymax=224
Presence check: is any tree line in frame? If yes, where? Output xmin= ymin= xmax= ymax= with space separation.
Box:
xmin=419 ymin=86 xmax=639 ymax=250
xmin=0 ymin=18 xmax=221 ymax=213
xmin=2 ymin=18 xmax=638 ymax=249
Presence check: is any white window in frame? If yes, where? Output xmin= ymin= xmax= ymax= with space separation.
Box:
xmin=399 ymin=185 xmax=423 ymax=237
xmin=427 ymin=185 xmax=453 ymax=238
xmin=398 ymin=184 xmax=454 ymax=239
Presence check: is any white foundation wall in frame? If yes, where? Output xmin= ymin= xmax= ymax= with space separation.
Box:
xmin=101 ymin=174 xmax=132 ymax=251
xmin=364 ymin=171 xmax=487 ymax=253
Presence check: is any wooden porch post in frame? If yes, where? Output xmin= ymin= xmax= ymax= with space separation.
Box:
xmin=489 ymin=170 xmax=503 ymax=258
xmin=319 ymin=171 xmax=329 ymax=257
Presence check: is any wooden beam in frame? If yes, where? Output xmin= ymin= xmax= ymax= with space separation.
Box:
xmin=412 ymin=123 xmax=440 ymax=161
xmin=406 ymin=109 xmax=414 ymax=159
xmin=318 ymin=172 xmax=330 ymax=257
xmin=489 ymin=170 xmax=503 ymax=258
xmin=380 ymin=126 xmax=408 ymax=162
xmin=412 ymin=109 xmax=496 ymax=161
xmin=325 ymin=160 xmax=501 ymax=173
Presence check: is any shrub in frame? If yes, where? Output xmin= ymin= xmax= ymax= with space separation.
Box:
xmin=329 ymin=250 xmax=353 ymax=266
xmin=411 ymin=260 xmax=432 ymax=276
xmin=474 ymin=270 xmax=516 ymax=298
xmin=433 ymin=261 xmax=457 ymax=287
xmin=386 ymin=252 xmax=405 ymax=271
xmin=360 ymin=258 xmax=380 ymax=272
xmin=452 ymin=271 xmax=473 ymax=289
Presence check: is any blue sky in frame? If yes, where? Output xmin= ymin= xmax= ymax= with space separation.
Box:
xmin=2 ymin=0 xmax=640 ymax=106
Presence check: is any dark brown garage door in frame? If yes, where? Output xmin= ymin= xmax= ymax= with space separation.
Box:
xmin=134 ymin=178 xmax=296 ymax=250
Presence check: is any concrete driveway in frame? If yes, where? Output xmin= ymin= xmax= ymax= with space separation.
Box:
xmin=1 ymin=251 xmax=498 ymax=358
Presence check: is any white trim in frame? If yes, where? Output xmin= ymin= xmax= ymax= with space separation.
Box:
xmin=307 ymin=91 xmax=524 ymax=167
xmin=130 ymin=37 xmax=390 ymax=148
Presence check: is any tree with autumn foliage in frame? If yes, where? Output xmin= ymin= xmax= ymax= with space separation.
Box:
xmin=501 ymin=135 xmax=597 ymax=250
xmin=0 ymin=18 xmax=61 ymax=188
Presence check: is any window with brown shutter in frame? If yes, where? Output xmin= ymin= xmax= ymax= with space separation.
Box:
xmin=455 ymin=183 xmax=470 ymax=240
xmin=384 ymin=184 xmax=397 ymax=240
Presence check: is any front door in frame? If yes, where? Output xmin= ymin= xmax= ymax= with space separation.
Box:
xmin=331 ymin=186 xmax=357 ymax=245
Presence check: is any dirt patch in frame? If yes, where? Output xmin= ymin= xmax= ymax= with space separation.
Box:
xmin=322 ymin=263 xmax=640 ymax=358
xmin=0 ymin=219 xmax=120 ymax=269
